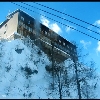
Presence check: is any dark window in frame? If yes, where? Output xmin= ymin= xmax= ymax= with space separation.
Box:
xmin=67 ymin=49 xmax=70 ymax=53
xmin=21 ymin=16 xmax=24 ymax=21
xmin=30 ymin=28 xmax=32 ymax=32
xmin=19 ymin=21 xmax=23 ymax=26
xmin=28 ymin=27 xmax=32 ymax=32
xmin=4 ymin=31 xmax=6 ymax=34
xmin=59 ymin=40 xmax=61 ymax=43
xmin=19 ymin=21 xmax=21 ymax=25
xmin=25 ymin=25 xmax=28 ymax=30
xmin=28 ymin=21 xmax=30 ymax=24
xmin=48 ymin=33 xmax=50 ymax=37
xmin=33 ymin=30 xmax=35 ymax=34
xmin=23 ymin=24 xmax=25 ymax=28
xmin=74 ymin=49 xmax=76 ymax=53
xmin=5 ymin=24 xmax=7 ymax=27
xmin=29 ymin=27 xmax=31 ymax=32
xmin=45 ymin=31 xmax=47 ymax=35
xmin=63 ymin=42 xmax=65 ymax=46
xmin=67 ymin=45 xmax=69 ymax=48
xmin=41 ymin=30 xmax=43 ymax=34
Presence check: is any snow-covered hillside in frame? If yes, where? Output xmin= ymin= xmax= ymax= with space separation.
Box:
xmin=0 ymin=33 xmax=100 ymax=99
xmin=0 ymin=37 xmax=51 ymax=99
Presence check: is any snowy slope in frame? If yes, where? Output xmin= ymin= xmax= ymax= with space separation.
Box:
xmin=0 ymin=37 xmax=51 ymax=99
xmin=0 ymin=33 xmax=100 ymax=99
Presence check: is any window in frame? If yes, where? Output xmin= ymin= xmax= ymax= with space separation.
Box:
xmin=39 ymin=28 xmax=41 ymax=31
xmin=59 ymin=40 xmax=61 ymax=43
xmin=48 ymin=33 xmax=50 ymax=37
xmin=72 ymin=47 xmax=74 ymax=51
xmin=19 ymin=21 xmax=21 ymax=25
xmin=53 ymin=35 xmax=57 ymax=41
xmin=25 ymin=25 xmax=27 ymax=29
xmin=19 ymin=21 xmax=23 ymax=26
xmin=41 ymin=30 xmax=43 ymax=34
xmin=5 ymin=24 xmax=7 ymax=27
xmin=21 ymin=22 xmax=23 ymax=26
xmin=67 ymin=50 xmax=70 ymax=53
xmin=20 ymin=30 xmax=23 ymax=35
xmin=28 ymin=21 xmax=30 ymax=24
xmin=28 ymin=27 xmax=32 ymax=32
xmin=74 ymin=49 xmax=76 ymax=53
xmin=4 ymin=31 xmax=6 ymax=34
xmin=23 ymin=24 xmax=25 ymax=28
xmin=33 ymin=30 xmax=36 ymax=34
xmin=67 ymin=45 xmax=69 ymax=48
xmin=25 ymin=25 xmax=29 ymax=30
xmin=21 ymin=16 xmax=24 ymax=21
xmin=45 ymin=31 xmax=47 ymax=35
xmin=58 ymin=51 xmax=60 ymax=54
xmin=63 ymin=42 xmax=65 ymax=46
xmin=29 ymin=27 xmax=31 ymax=32
xmin=30 ymin=28 xmax=32 ymax=32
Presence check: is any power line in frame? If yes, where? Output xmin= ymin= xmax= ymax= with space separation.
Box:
xmin=34 ymin=2 xmax=100 ymax=30
xmin=11 ymin=2 xmax=100 ymax=41
xmin=21 ymin=2 xmax=100 ymax=36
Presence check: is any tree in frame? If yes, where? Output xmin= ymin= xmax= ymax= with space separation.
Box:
xmin=46 ymin=41 xmax=98 ymax=99
xmin=45 ymin=61 xmax=73 ymax=99
xmin=0 ymin=39 xmax=5 ymax=62
xmin=70 ymin=42 xmax=98 ymax=99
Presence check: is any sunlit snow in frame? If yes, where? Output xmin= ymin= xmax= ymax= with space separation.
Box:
xmin=0 ymin=32 xmax=100 ymax=99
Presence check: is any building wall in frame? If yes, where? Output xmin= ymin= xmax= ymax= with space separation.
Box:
xmin=16 ymin=10 xmax=77 ymax=61
xmin=17 ymin=11 xmax=35 ymax=39
xmin=0 ymin=9 xmax=77 ymax=62
xmin=0 ymin=12 xmax=19 ymax=39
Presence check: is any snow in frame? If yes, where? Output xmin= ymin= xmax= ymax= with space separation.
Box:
xmin=14 ymin=32 xmax=21 ymax=36
xmin=0 ymin=32 xmax=100 ymax=99
xmin=0 ymin=35 xmax=51 ymax=99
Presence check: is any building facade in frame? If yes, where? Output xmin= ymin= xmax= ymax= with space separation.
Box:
xmin=0 ymin=9 xmax=77 ymax=62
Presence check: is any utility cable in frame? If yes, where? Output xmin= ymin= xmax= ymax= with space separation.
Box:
xmin=21 ymin=2 xmax=100 ymax=36
xmin=11 ymin=2 xmax=100 ymax=41
xmin=34 ymin=2 xmax=100 ymax=30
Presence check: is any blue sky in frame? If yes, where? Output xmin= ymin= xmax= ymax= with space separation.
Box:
xmin=0 ymin=2 xmax=100 ymax=72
